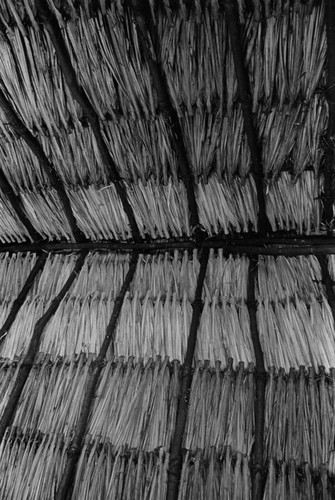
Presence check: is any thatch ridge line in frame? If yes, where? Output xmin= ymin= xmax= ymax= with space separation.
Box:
xmin=0 ymin=250 xmax=87 ymax=443
xmin=2 ymin=236 xmax=335 ymax=255
xmin=323 ymin=0 xmax=335 ymax=228
xmin=129 ymin=0 xmax=202 ymax=239
xmin=247 ymin=257 xmax=266 ymax=500
xmin=0 ymin=253 xmax=47 ymax=346
xmin=0 ymin=167 xmax=41 ymax=241
xmin=0 ymin=89 xmax=85 ymax=242
xmin=223 ymin=0 xmax=270 ymax=235
xmin=55 ymin=252 xmax=139 ymax=499
xmin=36 ymin=1 xmax=141 ymax=242
xmin=166 ymin=247 xmax=209 ymax=500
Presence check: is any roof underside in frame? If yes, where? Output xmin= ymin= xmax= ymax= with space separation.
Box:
xmin=1 ymin=1 xmax=335 ymax=499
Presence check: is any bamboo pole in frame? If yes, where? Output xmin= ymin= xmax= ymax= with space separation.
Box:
xmin=0 ymin=250 xmax=87 ymax=442
xmin=0 ymin=89 xmax=85 ymax=243
xmin=166 ymin=247 xmax=209 ymax=500
xmin=55 ymin=252 xmax=139 ymax=500
xmin=0 ymin=167 xmax=41 ymax=242
xmin=323 ymin=0 xmax=335 ymax=228
xmin=223 ymin=0 xmax=270 ymax=235
xmin=36 ymin=1 xmax=141 ymax=243
xmin=2 ymin=236 xmax=335 ymax=255
xmin=247 ymin=256 xmax=266 ymax=500
xmin=129 ymin=0 xmax=202 ymax=240
xmin=0 ymin=253 xmax=47 ymax=345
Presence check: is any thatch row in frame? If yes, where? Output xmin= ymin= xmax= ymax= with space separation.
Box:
xmin=0 ymin=172 xmax=323 ymax=244
xmin=0 ymin=427 xmax=332 ymax=500
xmin=1 ymin=251 xmax=334 ymax=368
xmin=1 ymin=357 xmax=335 ymax=468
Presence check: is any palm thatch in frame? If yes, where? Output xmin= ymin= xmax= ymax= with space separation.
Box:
xmin=0 ymin=0 xmax=334 ymax=499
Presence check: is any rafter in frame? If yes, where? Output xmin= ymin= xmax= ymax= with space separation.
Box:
xmin=166 ymin=247 xmax=209 ymax=500
xmin=36 ymin=0 xmax=141 ymax=242
xmin=223 ymin=0 xmax=271 ymax=235
xmin=0 ymin=250 xmax=87 ymax=442
xmin=247 ymin=257 xmax=266 ymax=500
xmin=55 ymin=251 xmax=139 ymax=500
xmin=0 ymin=89 xmax=85 ymax=242
xmin=129 ymin=0 xmax=203 ymax=239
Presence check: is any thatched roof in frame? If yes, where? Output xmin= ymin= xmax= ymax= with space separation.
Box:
xmin=0 ymin=0 xmax=335 ymax=498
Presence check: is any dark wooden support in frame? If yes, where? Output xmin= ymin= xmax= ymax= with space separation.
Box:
xmin=1 ymin=235 xmax=335 ymax=255
xmin=223 ymin=0 xmax=271 ymax=235
xmin=0 ymin=251 xmax=87 ymax=442
xmin=0 ymin=167 xmax=41 ymax=241
xmin=166 ymin=247 xmax=209 ymax=500
xmin=247 ymin=256 xmax=266 ymax=500
xmin=0 ymin=90 xmax=85 ymax=243
xmin=55 ymin=251 xmax=138 ymax=500
xmin=129 ymin=0 xmax=202 ymax=239
xmin=323 ymin=1 xmax=335 ymax=228
xmin=0 ymin=253 xmax=47 ymax=345
xmin=318 ymin=255 xmax=335 ymax=325
xmin=36 ymin=0 xmax=141 ymax=242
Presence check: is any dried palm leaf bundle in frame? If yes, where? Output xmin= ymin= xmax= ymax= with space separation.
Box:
xmin=277 ymin=3 xmax=304 ymax=107
xmin=88 ymin=357 xmax=179 ymax=451
xmin=205 ymin=251 xmax=249 ymax=303
xmin=31 ymin=252 xmax=78 ymax=300
xmin=59 ymin=4 xmax=156 ymax=119
xmin=258 ymin=296 xmax=335 ymax=370
xmin=158 ymin=7 xmax=227 ymax=115
xmin=0 ymin=428 xmax=71 ymax=499
xmin=68 ymin=184 xmax=130 ymax=240
xmin=0 ymin=252 xmax=37 ymax=300
xmin=197 ymin=298 xmax=254 ymax=366
xmin=179 ymin=447 xmax=250 ymax=500
xmin=180 ymin=109 xmax=223 ymax=180
xmin=73 ymin=443 xmax=169 ymax=500
xmin=259 ymin=104 xmax=304 ymax=177
xmin=70 ymin=251 xmax=130 ymax=299
xmin=0 ymin=297 xmax=44 ymax=359
xmin=265 ymin=366 xmax=335 ymax=470
xmin=102 ymin=116 xmax=177 ymax=183
xmin=38 ymin=294 xmax=111 ymax=358
xmin=242 ymin=10 xmax=263 ymax=112
xmin=292 ymin=96 xmax=327 ymax=178
xmin=127 ymin=179 xmax=191 ymax=238
xmin=130 ymin=251 xmax=199 ymax=302
xmin=12 ymin=354 xmax=91 ymax=435
xmin=184 ymin=361 xmax=254 ymax=454
xmin=301 ymin=2 xmax=326 ymax=101
xmin=42 ymin=126 xmax=109 ymax=187
xmin=115 ymin=290 xmax=192 ymax=361
xmin=197 ymin=175 xmax=257 ymax=234
xmin=219 ymin=106 xmax=251 ymax=178
xmin=262 ymin=8 xmax=280 ymax=108
xmin=266 ymin=171 xmax=321 ymax=234
xmin=0 ymin=23 xmax=78 ymax=136
xmin=0 ymin=139 xmax=48 ymax=192
xmin=20 ymin=188 xmax=73 ymax=240
xmin=256 ymin=255 xmax=323 ymax=303
xmin=0 ymin=191 xmax=31 ymax=243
